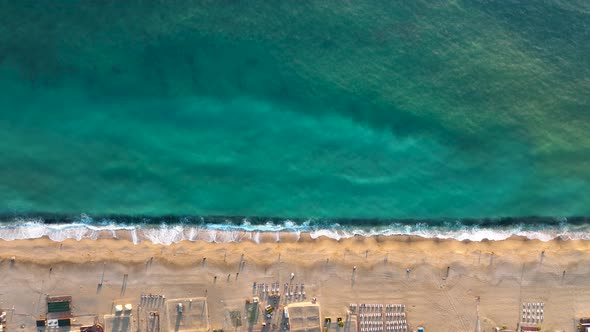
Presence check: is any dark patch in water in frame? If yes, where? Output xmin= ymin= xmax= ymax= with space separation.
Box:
xmin=1 ymin=213 xmax=588 ymax=229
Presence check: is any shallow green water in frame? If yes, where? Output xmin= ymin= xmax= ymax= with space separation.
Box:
xmin=0 ymin=1 xmax=589 ymax=218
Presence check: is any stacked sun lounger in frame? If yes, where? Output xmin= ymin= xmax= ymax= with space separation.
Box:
xmin=521 ymin=302 xmax=544 ymax=324
xmin=264 ymin=281 xmax=305 ymax=304
xmin=350 ymin=303 xmax=409 ymax=332
xmin=140 ymin=294 xmax=166 ymax=309
xmin=357 ymin=303 xmax=381 ymax=332
xmin=354 ymin=304 xmax=383 ymax=332
xmin=385 ymin=304 xmax=407 ymax=332
xmin=358 ymin=303 xmax=383 ymax=314
xmin=358 ymin=312 xmax=383 ymax=332
xmin=254 ymin=282 xmax=271 ymax=300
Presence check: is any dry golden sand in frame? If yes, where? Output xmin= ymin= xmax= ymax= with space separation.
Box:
xmin=1 ymin=235 xmax=589 ymax=331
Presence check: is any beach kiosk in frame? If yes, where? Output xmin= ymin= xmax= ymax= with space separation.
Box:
xmin=36 ymin=295 xmax=73 ymax=329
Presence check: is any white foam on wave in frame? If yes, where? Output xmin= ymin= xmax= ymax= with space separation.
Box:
xmin=308 ymin=223 xmax=590 ymax=242
xmin=0 ymin=218 xmax=589 ymax=244
xmin=252 ymin=232 xmax=260 ymax=244
xmin=130 ymin=229 xmax=139 ymax=245
xmin=187 ymin=228 xmax=198 ymax=241
xmin=0 ymin=220 xmax=134 ymax=241
xmin=140 ymin=225 xmax=184 ymax=245
xmin=309 ymin=228 xmax=348 ymax=241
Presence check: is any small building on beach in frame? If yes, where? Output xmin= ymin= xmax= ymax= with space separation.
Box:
xmin=36 ymin=295 xmax=73 ymax=330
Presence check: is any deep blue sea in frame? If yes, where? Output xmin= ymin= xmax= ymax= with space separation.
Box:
xmin=0 ymin=1 xmax=589 ymax=242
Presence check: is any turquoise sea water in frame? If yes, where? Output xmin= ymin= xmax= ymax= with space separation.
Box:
xmin=1 ymin=1 xmax=589 ymax=221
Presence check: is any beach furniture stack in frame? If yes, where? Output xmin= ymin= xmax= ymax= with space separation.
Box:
xmin=520 ymin=302 xmax=544 ymax=324
xmin=252 ymin=279 xmax=306 ymax=303
xmin=385 ymin=304 xmax=407 ymax=332
xmin=139 ymin=294 xmax=166 ymax=309
xmin=358 ymin=304 xmax=384 ymax=332
xmin=254 ymin=281 xmax=288 ymax=302
xmin=353 ymin=303 xmax=408 ymax=332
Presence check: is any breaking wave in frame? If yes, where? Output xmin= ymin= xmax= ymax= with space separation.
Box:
xmin=0 ymin=214 xmax=589 ymax=245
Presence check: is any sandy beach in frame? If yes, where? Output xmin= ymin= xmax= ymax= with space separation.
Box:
xmin=1 ymin=235 xmax=589 ymax=331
